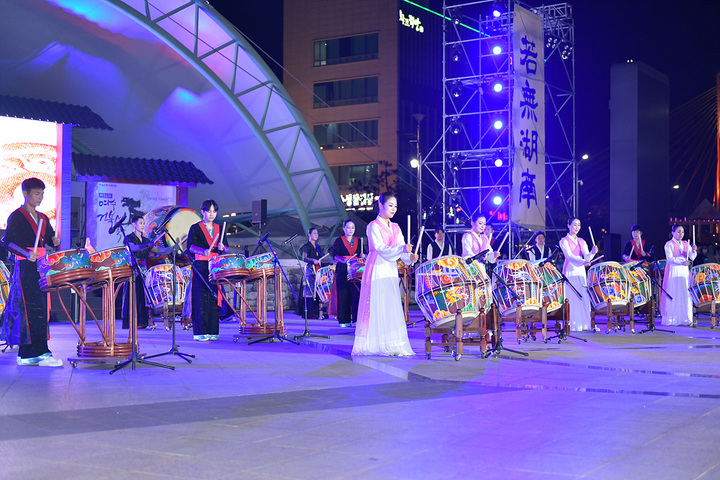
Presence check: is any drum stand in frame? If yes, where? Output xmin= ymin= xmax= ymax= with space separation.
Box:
xmin=249 ymin=236 xmax=299 ymax=345
xmin=111 ymin=227 xmax=173 ymax=373
xmin=483 ymin=265 xmax=529 ymax=358
xmin=290 ymin=241 xmax=328 ymax=341
xmin=639 ymin=261 xmax=674 ymax=334
xmin=143 ymin=230 xmax=197 ymax=363
xmin=545 ymin=268 xmax=587 ymax=343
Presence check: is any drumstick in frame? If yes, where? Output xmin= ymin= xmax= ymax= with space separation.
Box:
xmin=589 ymin=255 xmax=604 ymax=265
xmin=588 ymin=226 xmax=596 ymax=247
xmin=33 ymin=218 xmax=44 ymax=253
xmin=413 ymin=226 xmax=425 ymax=255
xmin=360 ymin=237 xmax=364 ymax=255
xmin=693 ymin=225 xmax=696 ymax=245
xmin=208 ymin=233 xmax=219 ymax=253
xmin=220 ymin=222 xmax=227 ymax=248
xmin=407 ymin=215 xmax=411 ymax=243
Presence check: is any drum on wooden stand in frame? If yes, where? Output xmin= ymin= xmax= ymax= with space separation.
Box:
xmin=623 ymin=261 xmax=651 ymax=308
xmin=37 ymin=249 xmax=94 ymax=290
xmin=208 ymin=254 xmax=264 ymax=334
xmin=347 ymin=257 xmax=365 ymax=282
xmin=145 ymin=263 xmax=186 ymax=329
xmin=586 ymin=261 xmax=631 ymax=311
xmin=533 ymin=260 xmax=564 ymax=314
xmin=690 ymin=263 xmax=720 ymax=326
xmin=237 ymin=252 xmax=284 ymax=335
xmin=492 ymin=260 xmax=543 ymax=318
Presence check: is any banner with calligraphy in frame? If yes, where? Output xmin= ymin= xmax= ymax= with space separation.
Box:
xmin=87 ymin=182 xmax=176 ymax=251
xmin=511 ymin=5 xmax=545 ymax=230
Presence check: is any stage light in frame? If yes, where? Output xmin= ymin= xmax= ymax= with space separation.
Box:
xmin=492 ymin=45 xmax=502 ymax=55
xmin=451 ymin=46 xmax=462 ymax=62
xmin=493 ymin=119 xmax=503 ymax=130
xmin=492 ymin=82 xmax=503 ymax=93
xmin=451 ymin=82 xmax=463 ymax=98
xmin=581 ymin=154 xmax=589 ymax=160
xmin=492 ymin=195 xmax=502 ymax=206
xmin=673 ymin=185 xmax=680 ymax=189
xmin=494 ymin=157 xmax=503 ymax=167
xmin=450 ymin=119 xmax=462 ymax=135
xmin=410 ymin=158 xmax=419 ymax=169
xmin=492 ymin=9 xmax=501 ymax=18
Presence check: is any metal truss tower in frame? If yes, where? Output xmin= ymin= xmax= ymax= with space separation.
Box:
xmin=422 ymin=0 xmax=575 ymax=254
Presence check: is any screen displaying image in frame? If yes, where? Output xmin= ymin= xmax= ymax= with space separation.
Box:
xmin=0 ymin=116 xmax=58 ymax=229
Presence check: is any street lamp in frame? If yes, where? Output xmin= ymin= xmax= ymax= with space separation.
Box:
xmin=413 ymin=113 xmax=425 ymax=240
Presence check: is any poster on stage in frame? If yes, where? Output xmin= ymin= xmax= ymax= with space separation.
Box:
xmin=88 ymin=182 xmax=176 ymax=251
xmin=511 ymin=4 xmax=546 ymax=231
xmin=0 ymin=116 xmax=59 ymax=230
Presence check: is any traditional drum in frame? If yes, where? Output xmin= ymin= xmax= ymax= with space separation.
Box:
xmin=623 ymin=261 xmax=651 ymax=307
xmin=244 ymin=252 xmax=276 ymax=279
xmin=209 ymin=254 xmax=248 ymax=283
xmin=314 ymin=265 xmax=335 ymax=303
xmin=143 ymin=206 xmax=202 ymax=252
xmin=415 ymin=255 xmax=491 ymax=327
xmin=180 ymin=265 xmax=192 ymax=286
xmin=492 ymin=259 xmax=543 ymax=317
xmin=89 ymin=247 xmax=132 ymax=284
xmin=398 ymin=259 xmax=413 ymax=276
xmin=533 ymin=260 xmax=564 ymax=313
xmin=689 ymin=263 xmax=720 ymax=309
xmin=37 ymin=249 xmax=94 ymax=290
xmin=586 ymin=261 xmax=630 ymax=310
xmin=347 ymin=257 xmax=365 ymax=282
xmin=0 ymin=261 xmax=10 ymax=313
xmin=145 ymin=264 xmax=186 ymax=312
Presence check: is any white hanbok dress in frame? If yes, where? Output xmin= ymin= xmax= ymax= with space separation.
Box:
xmin=660 ymin=239 xmax=696 ymax=326
xmin=559 ymin=235 xmax=595 ymax=331
xmin=352 ymin=217 xmax=414 ymax=356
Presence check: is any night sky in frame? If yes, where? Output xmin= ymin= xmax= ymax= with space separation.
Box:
xmin=209 ymin=0 xmax=720 ymax=221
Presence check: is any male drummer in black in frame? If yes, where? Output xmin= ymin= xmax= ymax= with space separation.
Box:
xmin=1 ymin=177 xmax=62 ymax=367
xmin=425 ymin=226 xmax=452 ymax=261
xmin=121 ymin=215 xmax=164 ymax=329
xmin=622 ymin=224 xmax=653 ymax=263
xmin=300 ymin=227 xmax=324 ymax=319
xmin=187 ymin=200 xmax=228 ymax=341
xmin=525 ymin=231 xmax=549 ymax=262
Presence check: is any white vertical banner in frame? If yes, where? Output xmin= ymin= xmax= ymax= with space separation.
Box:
xmin=511 ymin=5 xmax=545 ymax=230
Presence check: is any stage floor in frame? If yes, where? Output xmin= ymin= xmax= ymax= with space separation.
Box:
xmin=1 ymin=311 xmax=719 ymax=479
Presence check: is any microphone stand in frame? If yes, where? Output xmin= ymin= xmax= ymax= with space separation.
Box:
xmin=291 ymin=241 xmax=328 ymax=340
xmin=111 ymin=226 xmax=174 ymax=374
xmin=249 ymin=237 xmax=299 ymax=345
xmin=639 ymin=256 xmax=675 ymax=334
xmin=483 ymin=261 xmax=529 ymax=358
xmin=143 ymin=229 xmax=198 ymax=363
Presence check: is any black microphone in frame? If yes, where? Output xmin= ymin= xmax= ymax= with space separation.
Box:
xmin=282 ymin=233 xmax=298 ymax=245
xmin=629 ymin=262 xmax=643 ymax=271
xmin=465 ymin=249 xmax=490 ymax=264
xmin=539 ymin=247 xmax=560 ymax=266
xmin=108 ymin=213 xmax=127 ymax=234
xmin=258 ymin=232 xmax=270 ymax=245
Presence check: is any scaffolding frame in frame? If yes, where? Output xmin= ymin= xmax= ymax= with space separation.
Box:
xmin=422 ymin=0 xmax=575 ymax=255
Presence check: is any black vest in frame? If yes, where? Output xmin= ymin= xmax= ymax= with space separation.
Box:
xmin=430 ymin=241 xmax=451 ymax=259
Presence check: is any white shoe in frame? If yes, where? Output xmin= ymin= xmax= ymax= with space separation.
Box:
xmin=38 ymin=356 xmax=63 ymax=367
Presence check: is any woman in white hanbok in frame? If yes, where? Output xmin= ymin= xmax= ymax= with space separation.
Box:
xmin=559 ymin=217 xmax=598 ymax=331
xmin=352 ymin=193 xmax=419 ymax=356
xmin=660 ymin=224 xmax=697 ymax=326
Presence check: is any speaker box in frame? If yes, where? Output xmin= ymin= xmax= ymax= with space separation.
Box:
xmin=252 ymin=199 xmax=267 ymax=225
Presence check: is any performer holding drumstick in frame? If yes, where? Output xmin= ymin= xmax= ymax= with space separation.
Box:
xmin=461 ymin=213 xmax=497 ymax=273
xmin=1 ymin=178 xmax=62 ymax=367
xmin=300 ymin=227 xmax=327 ymax=319
xmin=352 ymin=192 xmax=419 ymax=356
xmin=332 ymin=219 xmax=361 ymax=327
xmin=187 ymin=199 xmax=228 ymax=341
xmin=660 ymin=224 xmax=697 ymax=326
xmin=559 ymin=217 xmax=598 ymax=331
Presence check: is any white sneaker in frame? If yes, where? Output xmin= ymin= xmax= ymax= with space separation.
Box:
xmin=38 ymin=356 xmax=63 ymax=367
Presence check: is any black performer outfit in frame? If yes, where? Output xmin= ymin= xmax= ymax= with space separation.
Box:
xmin=623 ymin=239 xmax=653 ymax=262
xmin=332 ymin=236 xmax=360 ymax=325
xmin=121 ymin=232 xmax=151 ymax=329
xmin=187 ymin=222 xmax=228 ymax=337
xmin=525 ymin=244 xmax=549 ymax=262
xmin=1 ymin=207 xmax=55 ymax=360
xmin=300 ymin=241 xmax=323 ymax=319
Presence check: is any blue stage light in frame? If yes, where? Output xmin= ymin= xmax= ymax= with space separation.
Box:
xmin=493 ymin=120 xmax=503 ymax=130
xmin=492 ymin=45 xmax=502 ymax=55
xmin=492 ymin=195 xmax=502 ymax=206
xmin=492 ymin=82 xmax=503 ymax=93
xmin=492 ymin=9 xmax=501 ymax=18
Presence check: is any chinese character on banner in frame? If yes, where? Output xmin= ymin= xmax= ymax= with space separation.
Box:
xmin=511 ymin=5 xmax=545 ymax=231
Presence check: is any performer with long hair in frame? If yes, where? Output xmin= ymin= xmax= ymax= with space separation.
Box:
xmin=1 ymin=177 xmax=62 ymax=366
xmin=332 ymin=219 xmax=360 ymax=327
xmin=352 ymin=193 xmax=418 ymax=356
xmin=559 ymin=217 xmax=598 ymax=331
xmin=660 ymin=224 xmax=697 ymax=326
xmin=461 ymin=213 xmax=497 ymax=270
xmin=187 ymin=199 xmax=228 ymax=341
xmin=300 ymin=227 xmax=324 ymax=319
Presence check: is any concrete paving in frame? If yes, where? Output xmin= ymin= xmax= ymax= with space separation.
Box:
xmin=1 ymin=310 xmax=719 ymax=479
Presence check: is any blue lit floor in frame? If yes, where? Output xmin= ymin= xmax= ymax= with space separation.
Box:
xmin=1 ymin=310 xmax=719 ymax=479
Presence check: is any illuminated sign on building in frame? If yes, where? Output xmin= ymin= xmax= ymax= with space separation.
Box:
xmin=341 ymin=192 xmax=375 ymax=210
xmin=399 ymin=10 xmax=424 ymax=33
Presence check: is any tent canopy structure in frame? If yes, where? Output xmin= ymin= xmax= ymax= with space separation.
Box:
xmin=1 ymin=0 xmax=346 ymax=232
